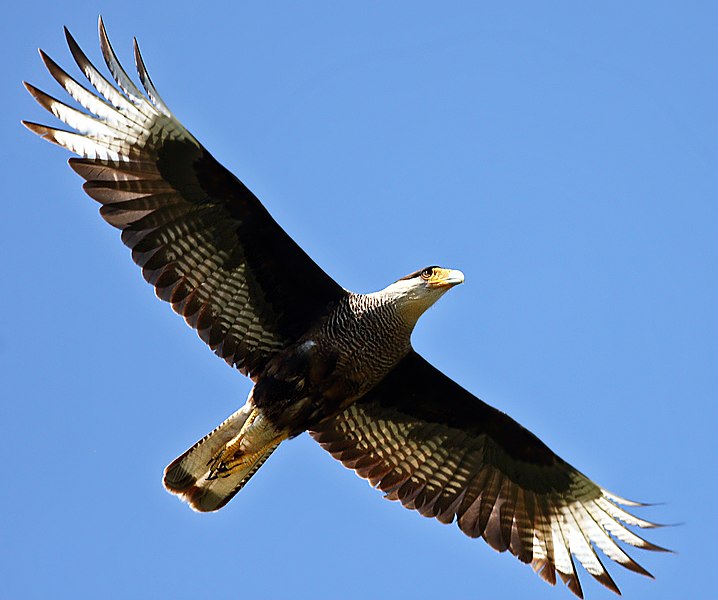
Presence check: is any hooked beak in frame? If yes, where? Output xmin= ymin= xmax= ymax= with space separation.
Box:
xmin=428 ymin=268 xmax=465 ymax=288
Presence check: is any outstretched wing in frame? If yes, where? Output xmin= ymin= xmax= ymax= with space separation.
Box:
xmin=23 ymin=18 xmax=345 ymax=378
xmin=310 ymin=351 xmax=667 ymax=598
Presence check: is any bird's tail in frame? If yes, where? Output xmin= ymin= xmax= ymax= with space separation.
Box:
xmin=163 ymin=400 xmax=287 ymax=512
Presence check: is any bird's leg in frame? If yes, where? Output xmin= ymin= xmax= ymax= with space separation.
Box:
xmin=206 ymin=408 xmax=286 ymax=479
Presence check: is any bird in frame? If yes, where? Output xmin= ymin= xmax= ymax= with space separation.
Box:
xmin=24 ymin=18 xmax=667 ymax=599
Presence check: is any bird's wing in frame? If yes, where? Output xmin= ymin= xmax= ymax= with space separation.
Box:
xmin=310 ymin=350 xmax=667 ymax=598
xmin=23 ymin=19 xmax=345 ymax=378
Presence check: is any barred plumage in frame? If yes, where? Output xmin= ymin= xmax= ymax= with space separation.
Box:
xmin=24 ymin=18 xmax=668 ymax=599
xmin=327 ymin=292 xmax=414 ymax=379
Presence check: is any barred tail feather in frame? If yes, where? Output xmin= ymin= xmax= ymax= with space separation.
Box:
xmin=163 ymin=402 xmax=284 ymax=512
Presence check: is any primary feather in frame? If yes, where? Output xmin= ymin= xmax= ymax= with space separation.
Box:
xmin=24 ymin=18 xmax=668 ymax=598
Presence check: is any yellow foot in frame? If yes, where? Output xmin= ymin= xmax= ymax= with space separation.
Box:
xmin=206 ymin=447 xmax=267 ymax=480
xmin=205 ymin=408 xmax=288 ymax=480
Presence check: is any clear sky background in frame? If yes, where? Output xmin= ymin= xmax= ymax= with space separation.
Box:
xmin=2 ymin=2 xmax=715 ymax=599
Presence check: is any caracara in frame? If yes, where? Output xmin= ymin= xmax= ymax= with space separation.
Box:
xmin=24 ymin=18 xmax=667 ymax=598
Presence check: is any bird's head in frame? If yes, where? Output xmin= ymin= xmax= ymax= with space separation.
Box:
xmin=379 ymin=266 xmax=465 ymax=326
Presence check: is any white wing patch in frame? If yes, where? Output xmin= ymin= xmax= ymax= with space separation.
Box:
xmin=24 ymin=17 xmax=196 ymax=163
xmin=312 ymin=401 xmax=668 ymax=598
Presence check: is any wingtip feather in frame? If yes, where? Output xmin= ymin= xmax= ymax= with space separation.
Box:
xmin=22 ymin=120 xmax=52 ymax=138
xmin=23 ymin=81 xmax=55 ymax=111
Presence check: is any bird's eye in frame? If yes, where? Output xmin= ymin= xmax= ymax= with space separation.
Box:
xmin=420 ymin=268 xmax=433 ymax=280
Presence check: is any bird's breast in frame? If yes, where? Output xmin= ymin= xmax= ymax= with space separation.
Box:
xmin=253 ymin=296 xmax=412 ymax=435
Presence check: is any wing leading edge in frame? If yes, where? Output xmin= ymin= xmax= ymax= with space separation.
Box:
xmin=311 ymin=351 xmax=668 ymax=598
xmin=24 ymin=18 xmax=346 ymax=378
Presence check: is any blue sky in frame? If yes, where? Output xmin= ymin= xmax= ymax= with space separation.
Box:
xmin=2 ymin=2 xmax=715 ymax=599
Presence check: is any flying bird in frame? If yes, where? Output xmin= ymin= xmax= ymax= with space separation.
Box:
xmin=24 ymin=18 xmax=667 ymax=598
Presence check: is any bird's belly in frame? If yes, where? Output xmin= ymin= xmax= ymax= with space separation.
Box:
xmin=252 ymin=336 xmax=409 ymax=436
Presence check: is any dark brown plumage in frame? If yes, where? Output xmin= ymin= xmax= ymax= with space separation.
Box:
xmin=24 ymin=18 xmax=667 ymax=598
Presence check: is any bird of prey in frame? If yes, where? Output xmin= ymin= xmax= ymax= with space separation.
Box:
xmin=24 ymin=18 xmax=666 ymax=598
